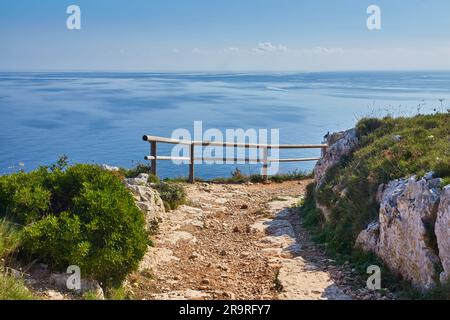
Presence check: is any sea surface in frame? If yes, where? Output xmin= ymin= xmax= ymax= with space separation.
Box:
xmin=1 ymin=71 xmax=449 ymax=178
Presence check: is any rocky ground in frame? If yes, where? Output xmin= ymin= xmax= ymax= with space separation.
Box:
xmin=126 ymin=180 xmax=395 ymax=300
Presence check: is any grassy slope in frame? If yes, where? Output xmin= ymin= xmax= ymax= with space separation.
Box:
xmin=301 ymin=113 xmax=450 ymax=298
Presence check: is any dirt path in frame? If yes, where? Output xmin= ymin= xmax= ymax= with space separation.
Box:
xmin=127 ymin=180 xmax=385 ymax=300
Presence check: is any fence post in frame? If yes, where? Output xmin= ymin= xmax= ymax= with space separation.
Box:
xmin=262 ymin=147 xmax=269 ymax=182
xmin=189 ymin=143 xmax=195 ymax=183
xmin=150 ymin=141 xmax=157 ymax=176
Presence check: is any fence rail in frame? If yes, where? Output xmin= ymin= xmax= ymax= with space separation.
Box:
xmin=143 ymin=135 xmax=328 ymax=183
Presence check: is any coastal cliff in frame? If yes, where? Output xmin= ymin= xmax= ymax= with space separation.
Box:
xmin=308 ymin=113 xmax=450 ymax=292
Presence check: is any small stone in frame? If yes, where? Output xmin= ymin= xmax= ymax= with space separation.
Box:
xmin=46 ymin=290 xmax=64 ymax=300
xmin=240 ymin=204 xmax=249 ymax=209
xmin=189 ymin=252 xmax=199 ymax=260
xmin=201 ymin=278 xmax=210 ymax=285
xmin=219 ymin=250 xmax=227 ymax=256
xmin=392 ymin=135 xmax=402 ymax=142
xmin=218 ymin=264 xmax=230 ymax=272
xmin=233 ymin=226 xmax=240 ymax=233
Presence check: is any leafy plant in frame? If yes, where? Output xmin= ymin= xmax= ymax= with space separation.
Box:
xmin=155 ymin=182 xmax=186 ymax=210
xmin=0 ymin=163 xmax=149 ymax=287
xmin=0 ymin=273 xmax=34 ymax=300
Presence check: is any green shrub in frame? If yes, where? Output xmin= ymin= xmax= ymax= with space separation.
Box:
xmin=155 ymin=182 xmax=186 ymax=210
xmin=106 ymin=286 xmax=131 ymax=300
xmin=0 ymin=273 xmax=34 ymax=300
xmin=119 ymin=164 xmax=152 ymax=179
xmin=356 ymin=117 xmax=385 ymax=138
xmin=0 ymin=163 xmax=148 ymax=287
xmin=0 ymin=169 xmax=51 ymax=224
xmin=442 ymin=178 xmax=450 ymax=188
xmin=0 ymin=220 xmax=22 ymax=261
xmin=147 ymin=174 xmax=160 ymax=184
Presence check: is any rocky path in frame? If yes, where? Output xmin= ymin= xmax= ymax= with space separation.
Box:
xmin=127 ymin=180 xmax=383 ymax=300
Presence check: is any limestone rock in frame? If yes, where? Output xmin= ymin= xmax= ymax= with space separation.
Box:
xmin=124 ymin=174 xmax=165 ymax=230
xmin=356 ymin=176 xmax=442 ymax=290
xmin=355 ymin=221 xmax=379 ymax=253
xmin=314 ymin=128 xmax=358 ymax=189
xmin=49 ymin=273 xmax=104 ymax=299
xmin=313 ymin=128 xmax=358 ymax=221
xmin=436 ymin=186 xmax=450 ymax=284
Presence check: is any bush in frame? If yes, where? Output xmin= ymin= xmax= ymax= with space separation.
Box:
xmin=0 ymin=273 xmax=34 ymax=300
xmin=356 ymin=117 xmax=385 ymax=138
xmin=0 ymin=220 xmax=22 ymax=261
xmin=119 ymin=164 xmax=152 ymax=179
xmin=155 ymin=182 xmax=186 ymax=210
xmin=147 ymin=174 xmax=160 ymax=184
xmin=0 ymin=163 xmax=148 ymax=287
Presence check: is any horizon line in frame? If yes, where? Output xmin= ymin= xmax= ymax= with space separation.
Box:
xmin=2 ymin=69 xmax=450 ymax=74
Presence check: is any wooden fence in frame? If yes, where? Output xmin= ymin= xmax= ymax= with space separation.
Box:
xmin=143 ymin=135 xmax=328 ymax=183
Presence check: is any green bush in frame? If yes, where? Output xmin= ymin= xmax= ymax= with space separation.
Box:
xmin=119 ymin=163 xmax=152 ymax=179
xmin=0 ymin=273 xmax=34 ymax=300
xmin=0 ymin=163 xmax=148 ymax=287
xmin=356 ymin=117 xmax=385 ymax=138
xmin=147 ymin=174 xmax=160 ymax=184
xmin=155 ymin=182 xmax=186 ymax=210
xmin=0 ymin=220 xmax=22 ymax=261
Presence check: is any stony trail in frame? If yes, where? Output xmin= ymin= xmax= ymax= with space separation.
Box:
xmin=127 ymin=180 xmax=379 ymax=300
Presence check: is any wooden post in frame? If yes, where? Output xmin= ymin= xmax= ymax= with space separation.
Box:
xmin=150 ymin=141 xmax=157 ymax=176
xmin=189 ymin=143 xmax=195 ymax=183
xmin=262 ymin=147 xmax=269 ymax=182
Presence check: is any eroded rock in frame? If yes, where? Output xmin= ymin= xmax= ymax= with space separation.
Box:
xmin=314 ymin=128 xmax=358 ymax=189
xmin=124 ymin=174 xmax=165 ymax=230
xmin=356 ymin=175 xmax=443 ymax=289
xmin=436 ymin=186 xmax=450 ymax=284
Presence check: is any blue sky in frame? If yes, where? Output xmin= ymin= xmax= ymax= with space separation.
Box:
xmin=1 ymin=0 xmax=450 ymax=71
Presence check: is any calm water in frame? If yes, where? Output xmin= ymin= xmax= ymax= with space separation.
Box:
xmin=1 ymin=71 xmax=449 ymax=178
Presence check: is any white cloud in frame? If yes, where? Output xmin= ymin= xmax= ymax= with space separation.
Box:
xmin=253 ymin=42 xmax=288 ymax=53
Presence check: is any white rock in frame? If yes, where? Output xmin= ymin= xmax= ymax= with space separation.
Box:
xmin=101 ymin=164 xmax=120 ymax=172
xmin=436 ymin=186 xmax=450 ymax=284
xmin=46 ymin=289 xmax=64 ymax=300
xmin=124 ymin=179 xmax=165 ymax=230
xmin=314 ymin=128 xmax=358 ymax=189
xmin=355 ymin=221 xmax=379 ymax=253
xmin=357 ymin=176 xmax=442 ymax=290
xmin=49 ymin=273 xmax=104 ymax=299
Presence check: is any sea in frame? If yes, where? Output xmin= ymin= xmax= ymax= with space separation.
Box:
xmin=1 ymin=71 xmax=449 ymax=178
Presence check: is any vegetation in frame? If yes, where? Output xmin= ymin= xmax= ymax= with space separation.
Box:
xmin=0 ymin=273 xmax=34 ymax=300
xmin=0 ymin=220 xmax=33 ymax=300
xmin=0 ymin=159 xmax=149 ymax=288
xmin=117 ymin=163 xmax=152 ymax=179
xmin=0 ymin=219 xmax=21 ymax=261
xmin=155 ymin=182 xmax=187 ymax=210
xmin=210 ymin=168 xmax=312 ymax=184
xmin=299 ymin=112 xmax=450 ymax=298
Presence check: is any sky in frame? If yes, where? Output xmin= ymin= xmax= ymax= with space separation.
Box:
xmin=1 ymin=0 xmax=450 ymax=71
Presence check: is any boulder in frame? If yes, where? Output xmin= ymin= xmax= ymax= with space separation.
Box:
xmin=49 ymin=273 xmax=104 ymax=299
xmin=355 ymin=221 xmax=379 ymax=253
xmin=314 ymin=128 xmax=358 ymax=189
xmin=356 ymin=175 xmax=442 ymax=290
xmin=436 ymin=186 xmax=450 ymax=284
xmin=124 ymin=174 xmax=165 ymax=230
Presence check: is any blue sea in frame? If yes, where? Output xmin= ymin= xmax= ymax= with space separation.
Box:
xmin=1 ymin=71 xmax=449 ymax=178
